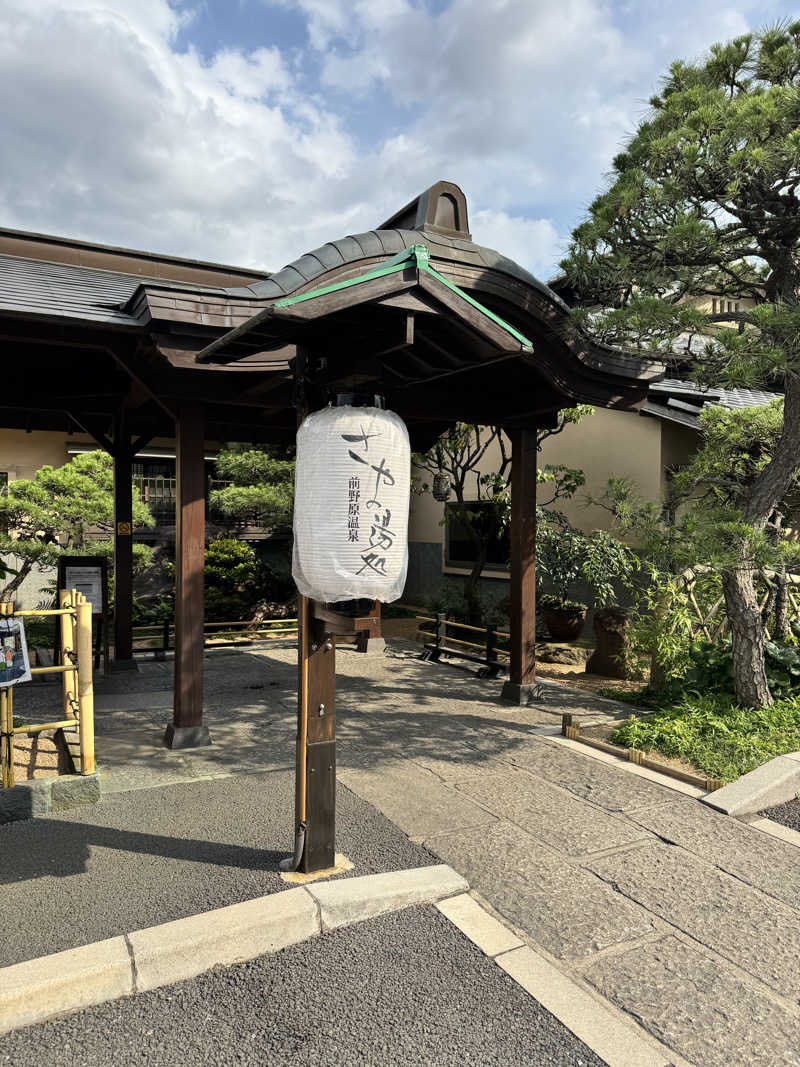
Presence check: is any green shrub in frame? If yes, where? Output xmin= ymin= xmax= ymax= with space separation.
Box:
xmin=610 ymin=692 xmax=800 ymax=782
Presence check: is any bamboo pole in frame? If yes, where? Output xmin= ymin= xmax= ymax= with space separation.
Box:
xmin=59 ymin=589 xmax=78 ymax=720
xmin=0 ymin=688 xmax=10 ymax=788
xmin=76 ymin=595 xmax=95 ymax=776
xmin=296 ymin=594 xmax=310 ymax=826
xmin=15 ymin=608 xmax=75 ymax=617
xmin=0 ymin=601 xmax=13 ymax=788
xmin=13 ymin=719 xmax=77 ymax=735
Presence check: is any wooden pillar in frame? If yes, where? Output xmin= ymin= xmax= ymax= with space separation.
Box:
xmin=165 ymin=403 xmax=210 ymax=749
xmin=502 ymin=428 xmax=538 ymax=703
xmin=113 ymin=411 xmax=135 ymax=668
xmin=300 ymin=612 xmax=336 ymax=873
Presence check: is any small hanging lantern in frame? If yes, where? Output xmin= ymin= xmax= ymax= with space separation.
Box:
xmin=432 ymin=472 xmax=451 ymax=502
xmin=292 ymin=403 xmax=411 ymax=604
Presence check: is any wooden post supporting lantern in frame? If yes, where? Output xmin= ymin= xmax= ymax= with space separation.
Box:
xmin=284 ymin=395 xmax=409 ymax=873
xmin=502 ymin=428 xmax=539 ymax=705
xmin=165 ymin=402 xmax=210 ymax=749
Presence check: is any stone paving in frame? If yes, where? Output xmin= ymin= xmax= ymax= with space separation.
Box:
xmin=12 ymin=639 xmax=800 ymax=1065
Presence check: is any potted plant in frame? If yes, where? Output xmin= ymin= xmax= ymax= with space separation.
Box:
xmin=537 ymin=526 xmax=640 ymax=645
xmin=537 ymin=528 xmax=588 ymax=641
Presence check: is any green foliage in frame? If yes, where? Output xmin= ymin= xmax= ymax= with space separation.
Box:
xmin=537 ymin=522 xmax=640 ymax=610
xmin=608 ymin=691 xmax=800 ymax=783
xmin=0 ymin=452 xmax=153 ymax=600
xmin=562 ymin=26 xmax=800 ymax=708
xmin=210 ymin=446 xmax=294 ymax=528
xmin=204 ymin=538 xmax=259 ymax=620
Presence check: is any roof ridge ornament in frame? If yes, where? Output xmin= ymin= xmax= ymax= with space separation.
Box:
xmin=378 ymin=181 xmax=471 ymax=240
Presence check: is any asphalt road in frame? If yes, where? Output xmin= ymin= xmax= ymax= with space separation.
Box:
xmin=0 ymin=771 xmax=435 ymax=967
xmin=761 ymin=797 xmax=800 ymax=832
xmin=0 ymin=907 xmax=604 ymax=1067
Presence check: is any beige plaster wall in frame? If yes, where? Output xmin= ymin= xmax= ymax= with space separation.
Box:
xmin=538 ymin=408 xmax=663 ymax=531
xmin=0 ymin=431 xmax=193 ymax=483
xmin=0 ymin=429 xmax=80 ymax=481
xmin=659 ymin=420 xmax=699 ymax=498
xmin=408 ymin=410 xmax=668 ymax=565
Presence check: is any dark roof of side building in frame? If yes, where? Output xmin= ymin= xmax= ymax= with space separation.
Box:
xmin=642 ymin=377 xmax=781 ymax=429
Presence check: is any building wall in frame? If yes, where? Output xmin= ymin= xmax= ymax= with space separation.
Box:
xmin=405 ymin=409 xmax=683 ymax=605
xmin=537 ymin=409 xmax=663 ymax=531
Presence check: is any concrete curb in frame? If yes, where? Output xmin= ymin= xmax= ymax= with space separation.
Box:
xmin=701 ymin=751 xmax=800 ymax=816
xmin=436 ymin=893 xmax=688 ymax=1067
xmin=0 ymin=863 xmax=465 ymax=1036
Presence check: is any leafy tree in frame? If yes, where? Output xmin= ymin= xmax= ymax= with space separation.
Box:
xmin=204 ymin=538 xmax=259 ymax=620
xmin=0 ymin=451 xmax=154 ymax=601
xmin=413 ymin=409 xmax=592 ymax=623
xmin=591 ymin=402 xmax=800 ymax=688
xmin=562 ymin=24 xmax=800 ymax=707
xmin=209 ymin=445 xmax=294 ymax=530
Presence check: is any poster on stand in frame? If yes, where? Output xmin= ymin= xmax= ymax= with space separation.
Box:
xmin=62 ymin=563 xmax=105 ymax=616
xmin=0 ymin=616 xmax=32 ymax=687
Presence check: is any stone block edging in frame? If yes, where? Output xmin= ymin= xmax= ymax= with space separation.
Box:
xmin=0 ymin=772 xmax=101 ymax=824
xmin=0 ymin=864 xmax=465 ymax=1036
xmin=701 ymin=752 xmax=800 ymax=817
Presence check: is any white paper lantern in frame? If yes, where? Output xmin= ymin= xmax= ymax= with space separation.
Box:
xmin=292 ymin=405 xmax=411 ymax=603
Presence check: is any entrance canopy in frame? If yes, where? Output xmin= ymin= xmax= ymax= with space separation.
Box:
xmin=0 ymin=180 xmax=662 ymax=747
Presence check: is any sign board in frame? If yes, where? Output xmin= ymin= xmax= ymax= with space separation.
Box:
xmin=58 ymin=556 xmax=108 ymax=618
xmin=0 ymin=616 xmax=31 ymax=687
xmin=58 ymin=555 xmax=110 ymax=673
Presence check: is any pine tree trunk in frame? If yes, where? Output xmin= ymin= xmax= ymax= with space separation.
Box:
xmin=774 ymin=569 xmax=789 ymax=641
xmin=465 ymin=547 xmax=487 ymax=626
xmin=721 ymin=568 xmax=773 ymax=708
xmin=0 ymin=558 xmax=33 ymax=602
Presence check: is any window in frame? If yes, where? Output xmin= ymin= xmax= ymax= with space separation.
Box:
xmin=133 ymin=460 xmax=176 ymax=523
xmin=444 ymin=501 xmax=510 ymax=572
xmin=711 ymin=298 xmax=717 ymax=314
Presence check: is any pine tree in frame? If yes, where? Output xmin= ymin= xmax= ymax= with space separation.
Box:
xmin=562 ymin=24 xmax=800 ymax=707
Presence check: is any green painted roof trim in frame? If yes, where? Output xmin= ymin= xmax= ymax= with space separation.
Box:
xmin=273 ymin=244 xmax=533 ymax=350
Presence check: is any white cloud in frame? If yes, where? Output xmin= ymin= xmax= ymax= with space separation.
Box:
xmin=471 ymin=210 xmax=565 ymax=280
xmin=0 ymin=0 xmax=361 ymax=268
xmin=0 ymin=0 xmax=775 ymax=280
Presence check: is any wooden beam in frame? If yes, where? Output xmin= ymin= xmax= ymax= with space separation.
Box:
xmin=166 ymin=402 xmax=210 ymax=749
xmin=503 ymin=428 xmax=538 ymax=703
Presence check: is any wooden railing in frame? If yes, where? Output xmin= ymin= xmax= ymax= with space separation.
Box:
xmin=132 ymin=618 xmax=299 ymax=656
xmin=1 ymin=590 xmax=95 ymax=790
xmin=417 ymin=613 xmax=510 ymax=678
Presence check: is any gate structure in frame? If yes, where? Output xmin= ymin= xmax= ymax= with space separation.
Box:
xmin=0 ymin=181 xmax=661 ymax=870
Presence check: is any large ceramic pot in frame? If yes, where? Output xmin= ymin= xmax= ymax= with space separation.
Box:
xmin=542 ymin=605 xmax=587 ymax=642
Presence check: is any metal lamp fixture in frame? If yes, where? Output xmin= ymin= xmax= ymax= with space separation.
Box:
xmin=432 ymin=472 xmax=451 ymax=502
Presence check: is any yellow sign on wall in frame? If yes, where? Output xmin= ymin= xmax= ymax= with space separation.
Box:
xmin=117 ymin=522 xmax=132 ymax=535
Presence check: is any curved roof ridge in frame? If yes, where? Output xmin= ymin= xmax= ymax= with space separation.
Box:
xmin=232 ymin=226 xmax=563 ymax=311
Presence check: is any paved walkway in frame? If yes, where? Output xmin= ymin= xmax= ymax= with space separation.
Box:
xmin=8 ymin=640 xmax=800 ymax=1065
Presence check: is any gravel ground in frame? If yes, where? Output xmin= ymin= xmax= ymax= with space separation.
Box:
xmin=760 ymin=797 xmax=800 ymax=831
xmin=0 ymin=772 xmax=434 ymax=967
xmin=0 ymin=907 xmax=604 ymax=1067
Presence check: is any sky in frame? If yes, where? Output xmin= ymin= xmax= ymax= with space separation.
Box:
xmin=0 ymin=0 xmax=790 ymax=281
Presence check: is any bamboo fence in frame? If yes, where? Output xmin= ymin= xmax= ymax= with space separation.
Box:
xmin=0 ymin=590 xmax=94 ymax=790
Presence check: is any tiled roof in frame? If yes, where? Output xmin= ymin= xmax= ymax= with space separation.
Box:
xmin=643 ymin=377 xmax=781 ymax=429
xmin=0 ymin=252 xmax=227 ymax=328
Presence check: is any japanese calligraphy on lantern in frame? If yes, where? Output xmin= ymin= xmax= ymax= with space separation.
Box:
xmin=292 ymin=405 xmax=411 ymax=603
